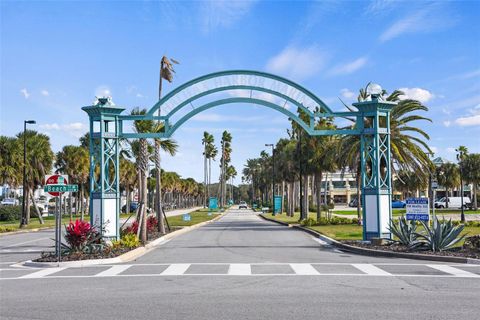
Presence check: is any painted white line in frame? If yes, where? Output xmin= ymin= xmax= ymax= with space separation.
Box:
xmin=311 ymin=237 xmax=329 ymax=246
xmin=290 ymin=263 xmax=320 ymax=275
xmin=161 ymin=264 xmax=190 ymax=275
xmin=228 ymin=264 xmax=251 ymax=275
xmin=352 ymin=264 xmax=392 ymax=276
xmin=427 ymin=264 xmax=480 ymax=278
xmin=2 ymin=237 xmax=50 ymax=249
xmin=94 ymin=265 xmax=132 ymax=277
xmin=19 ymin=267 xmax=65 ymax=279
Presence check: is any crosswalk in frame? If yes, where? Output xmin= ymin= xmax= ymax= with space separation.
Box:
xmin=1 ymin=263 xmax=479 ymax=280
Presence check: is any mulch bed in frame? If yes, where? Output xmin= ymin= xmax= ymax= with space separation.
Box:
xmin=342 ymin=240 xmax=480 ymax=259
xmin=34 ymin=228 xmax=181 ymax=262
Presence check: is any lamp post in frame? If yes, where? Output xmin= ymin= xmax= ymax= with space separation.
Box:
xmin=20 ymin=120 xmax=36 ymax=228
xmin=265 ymin=144 xmax=275 ymax=215
xmin=456 ymin=147 xmax=466 ymax=223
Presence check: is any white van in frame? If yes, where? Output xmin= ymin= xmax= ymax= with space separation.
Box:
xmin=434 ymin=197 xmax=471 ymax=209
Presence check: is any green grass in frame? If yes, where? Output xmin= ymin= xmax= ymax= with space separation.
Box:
xmin=0 ymin=215 xmax=84 ymax=232
xmin=333 ymin=209 xmax=480 ymax=216
xmin=263 ymin=213 xmax=480 ymax=244
xmin=167 ymin=210 xmax=220 ymax=227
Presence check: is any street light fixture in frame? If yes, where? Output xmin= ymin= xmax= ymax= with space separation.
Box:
xmin=265 ymin=144 xmax=275 ymax=215
xmin=20 ymin=120 xmax=36 ymax=228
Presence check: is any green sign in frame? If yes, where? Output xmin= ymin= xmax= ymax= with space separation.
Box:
xmin=209 ymin=197 xmax=218 ymax=210
xmin=44 ymin=184 xmax=78 ymax=193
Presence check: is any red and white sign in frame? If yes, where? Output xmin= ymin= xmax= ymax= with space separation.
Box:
xmin=44 ymin=174 xmax=68 ymax=197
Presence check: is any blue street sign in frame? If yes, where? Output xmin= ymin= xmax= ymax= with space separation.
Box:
xmin=406 ymin=198 xmax=429 ymax=221
xmin=182 ymin=214 xmax=191 ymax=222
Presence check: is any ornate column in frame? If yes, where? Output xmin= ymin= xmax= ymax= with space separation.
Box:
xmin=82 ymin=97 xmax=124 ymax=239
xmin=354 ymin=93 xmax=396 ymax=240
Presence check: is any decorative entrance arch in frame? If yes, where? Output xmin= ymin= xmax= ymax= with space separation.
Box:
xmin=83 ymin=70 xmax=395 ymax=241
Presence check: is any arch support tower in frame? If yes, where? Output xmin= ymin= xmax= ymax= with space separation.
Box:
xmin=354 ymin=97 xmax=395 ymax=240
xmin=82 ymin=97 xmax=124 ymax=240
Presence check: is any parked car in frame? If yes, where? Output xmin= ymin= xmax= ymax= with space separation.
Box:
xmin=348 ymin=198 xmax=360 ymax=207
xmin=121 ymin=201 xmax=139 ymax=213
xmin=434 ymin=197 xmax=472 ymax=209
xmin=239 ymin=201 xmax=248 ymax=209
xmin=1 ymin=198 xmax=19 ymax=206
xmin=391 ymin=199 xmax=406 ymax=208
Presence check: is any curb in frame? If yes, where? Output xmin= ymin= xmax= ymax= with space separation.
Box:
xmin=259 ymin=214 xmax=480 ymax=265
xmin=18 ymin=213 xmax=225 ymax=268
xmin=0 ymin=227 xmax=53 ymax=237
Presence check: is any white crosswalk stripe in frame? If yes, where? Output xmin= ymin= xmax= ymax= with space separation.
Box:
xmin=1 ymin=263 xmax=478 ymax=280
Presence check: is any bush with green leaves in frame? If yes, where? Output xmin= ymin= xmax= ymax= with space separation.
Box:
xmin=388 ymin=216 xmax=418 ymax=247
xmin=0 ymin=205 xmax=39 ymax=221
xmin=300 ymin=217 xmax=317 ymax=227
xmin=120 ymin=233 xmax=140 ymax=248
xmin=416 ymin=217 xmax=466 ymax=252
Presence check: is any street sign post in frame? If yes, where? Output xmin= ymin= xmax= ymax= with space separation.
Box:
xmin=406 ymin=198 xmax=429 ymax=221
xmin=209 ymin=197 xmax=218 ymax=210
xmin=274 ymin=196 xmax=282 ymax=214
xmin=182 ymin=213 xmax=191 ymax=222
xmin=44 ymin=175 xmax=78 ymax=263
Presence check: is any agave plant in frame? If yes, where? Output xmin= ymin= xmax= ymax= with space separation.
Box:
xmin=416 ymin=217 xmax=466 ymax=252
xmin=388 ymin=216 xmax=418 ymax=247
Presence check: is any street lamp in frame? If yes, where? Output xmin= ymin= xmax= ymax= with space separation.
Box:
xmin=20 ymin=120 xmax=36 ymax=228
xmin=265 ymin=144 xmax=275 ymax=215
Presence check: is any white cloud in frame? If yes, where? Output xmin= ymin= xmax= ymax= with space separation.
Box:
xmin=340 ymin=88 xmax=355 ymax=99
xmin=95 ymin=85 xmax=111 ymax=97
xmin=329 ymin=57 xmax=368 ymax=76
xmin=398 ymin=87 xmax=435 ymax=103
xmin=201 ymin=0 xmax=256 ymax=33
xmin=39 ymin=122 xmax=87 ymax=138
xmin=379 ymin=5 xmax=456 ymax=42
xmin=454 ymin=105 xmax=480 ymax=127
xmin=39 ymin=123 xmax=60 ymax=130
xmin=41 ymin=90 xmax=49 ymax=96
xmin=429 ymin=146 xmax=438 ymax=154
xmin=192 ymin=113 xmax=265 ymax=123
xmin=443 ymin=121 xmax=451 ymax=127
xmin=265 ymin=45 xmax=328 ymax=80
xmin=20 ymin=88 xmax=30 ymax=99
xmin=446 ymin=147 xmax=456 ymax=153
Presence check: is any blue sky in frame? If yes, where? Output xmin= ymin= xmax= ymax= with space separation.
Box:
xmin=1 ymin=0 xmax=479 ymax=184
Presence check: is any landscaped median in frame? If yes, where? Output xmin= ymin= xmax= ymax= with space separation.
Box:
xmin=22 ymin=208 xmax=223 ymax=267
xmin=260 ymin=212 xmax=480 ymax=263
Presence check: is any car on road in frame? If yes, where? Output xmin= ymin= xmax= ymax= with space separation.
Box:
xmin=391 ymin=199 xmax=406 ymax=208
xmin=1 ymin=198 xmax=19 ymax=206
xmin=239 ymin=201 xmax=248 ymax=209
xmin=122 ymin=201 xmax=139 ymax=213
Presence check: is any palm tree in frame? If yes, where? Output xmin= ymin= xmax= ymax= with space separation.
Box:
xmin=17 ymin=130 xmax=54 ymax=226
xmin=155 ymin=55 xmax=179 ymax=234
xmin=120 ymin=158 xmax=137 ymax=217
xmin=436 ymin=163 xmax=460 ymax=209
xmin=219 ymin=131 xmax=232 ymax=207
xmin=456 ymin=146 xmax=469 ymax=222
xmin=226 ymin=165 xmax=237 ymax=203
xmin=462 ymin=153 xmax=480 ymax=210
xmin=0 ymin=136 xmax=22 ymax=194
xmin=202 ymin=132 xmax=214 ymax=207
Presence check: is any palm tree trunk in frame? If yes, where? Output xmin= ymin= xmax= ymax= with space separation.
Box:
xmin=30 ymin=189 xmax=44 ymax=224
xmin=154 ymin=139 xmax=166 ymax=234
xmin=315 ymin=171 xmax=322 ymax=221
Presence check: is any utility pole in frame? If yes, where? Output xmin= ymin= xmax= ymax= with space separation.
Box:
xmin=265 ymin=144 xmax=275 ymax=215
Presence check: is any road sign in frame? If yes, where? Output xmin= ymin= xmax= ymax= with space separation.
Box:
xmin=209 ymin=197 xmax=218 ymax=210
xmin=274 ymin=195 xmax=282 ymax=213
xmin=44 ymin=184 xmax=78 ymax=193
xmin=44 ymin=174 xmax=68 ymax=197
xmin=182 ymin=213 xmax=191 ymax=222
xmin=432 ymin=181 xmax=438 ymax=189
xmin=406 ymin=198 xmax=429 ymax=221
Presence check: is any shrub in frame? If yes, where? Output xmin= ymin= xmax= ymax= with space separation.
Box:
xmin=388 ymin=216 xmax=418 ymax=247
xmin=123 ymin=220 xmax=139 ymax=235
xmin=463 ymin=235 xmax=480 ymax=252
xmin=120 ymin=233 xmax=140 ymax=248
xmin=0 ymin=206 xmax=21 ymax=221
xmin=0 ymin=226 xmax=16 ymax=233
xmin=147 ymin=216 xmax=158 ymax=233
xmin=300 ymin=218 xmax=317 ymax=227
xmin=64 ymin=220 xmax=96 ymax=251
xmin=416 ymin=217 xmax=466 ymax=252
xmin=317 ymin=217 xmax=329 ymax=225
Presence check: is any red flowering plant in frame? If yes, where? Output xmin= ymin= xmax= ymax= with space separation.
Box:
xmin=123 ymin=220 xmax=139 ymax=235
xmin=64 ymin=220 xmax=101 ymax=252
xmin=147 ymin=216 xmax=158 ymax=233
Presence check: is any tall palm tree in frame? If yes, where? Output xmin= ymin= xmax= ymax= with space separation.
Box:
xmin=17 ymin=130 xmax=54 ymax=226
xmin=202 ymin=132 xmax=214 ymax=207
xmin=456 ymin=146 xmax=469 ymax=221
xmin=219 ymin=131 xmax=232 ymax=207
xmin=120 ymin=158 xmax=137 ymax=217
xmin=155 ymin=55 xmax=179 ymax=234
xmin=462 ymin=153 xmax=480 ymax=210
xmin=226 ymin=165 xmax=237 ymax=203
xmin=0 ymin=136 xmax=22 ymax=193
xmin=436 ymin=163 xmax=460 ymax=209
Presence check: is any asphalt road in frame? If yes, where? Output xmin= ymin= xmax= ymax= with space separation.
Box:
xmin=1 ymin=208 xmax=479 ymax=320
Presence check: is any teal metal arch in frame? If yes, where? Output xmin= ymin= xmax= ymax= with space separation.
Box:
xmin=84 ymin=69 xmax=396 ymax=242
xmin=146 ymin=70 xmax=333 ymax=116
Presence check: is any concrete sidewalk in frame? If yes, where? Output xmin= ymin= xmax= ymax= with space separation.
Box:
xmin=120 ymin=206 xmax=203 ymax=224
